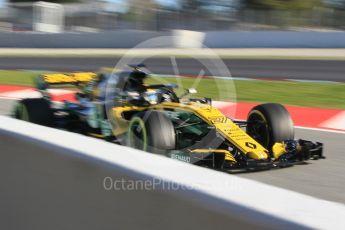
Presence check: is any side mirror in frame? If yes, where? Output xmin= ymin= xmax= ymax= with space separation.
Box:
xmin=181 ymin=88 xmax=198 ymax=98
xmin=187 ymin=88 xmax=197 ymax=94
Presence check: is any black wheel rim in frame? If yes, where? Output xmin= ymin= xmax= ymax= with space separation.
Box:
xmin=127 ymin=118 xmax=147 ymax=151
xmin=247 ymin=113 xmax=270 ymax=148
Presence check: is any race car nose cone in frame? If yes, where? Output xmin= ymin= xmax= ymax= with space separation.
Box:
xmin=247 ymin=151 xmax=268 ymax=160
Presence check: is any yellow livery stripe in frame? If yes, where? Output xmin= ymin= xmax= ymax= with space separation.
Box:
xmin=42 ymin=72 xmax=96 ymax=84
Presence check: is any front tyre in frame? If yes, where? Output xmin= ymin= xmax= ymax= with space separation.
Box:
xmin=127 ymin=111 xmax=176 ymax=154
xmin=247 ymin=103 xmax=294 ymax=151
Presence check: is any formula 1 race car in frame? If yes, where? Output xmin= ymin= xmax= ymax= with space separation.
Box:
xmin=13 ymin=64 xmax=324 ymax=172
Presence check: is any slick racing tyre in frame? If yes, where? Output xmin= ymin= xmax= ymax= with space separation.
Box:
xmin=14 ymin=98 xmax=54 ymax=127
xmin=247 ymin=103 xmax=294 ymax=151
xmin=127 ymin=111 xmax=176 ymax=154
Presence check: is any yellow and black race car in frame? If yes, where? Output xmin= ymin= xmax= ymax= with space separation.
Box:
xmin=13 ymin=64 xmax=324 ymax=172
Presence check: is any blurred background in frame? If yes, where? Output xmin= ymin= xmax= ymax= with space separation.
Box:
xmin=0 ymin=0 xmax=344 ymax=33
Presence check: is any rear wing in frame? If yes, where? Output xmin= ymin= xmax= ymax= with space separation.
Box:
xmin=38 ymin=72 xmax=97 ymax=86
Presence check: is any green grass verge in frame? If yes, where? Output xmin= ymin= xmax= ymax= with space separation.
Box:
xmin=0 ymin=70 xmax=39 ymax=86
xmin=148 ymin=76 xmax=345 ymax=109
xmin=1 ymin=70 xmax=344 ymax=109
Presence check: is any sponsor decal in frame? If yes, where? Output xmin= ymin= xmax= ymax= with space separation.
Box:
xmin=171 ymin=153 xmax=191 ymax=163
xmin=209 ymin=116 xmax=228 ymax=124
xmin=245 ymin=142 xmax=257 ymax=149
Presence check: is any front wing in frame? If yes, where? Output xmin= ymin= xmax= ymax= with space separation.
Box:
xmin=167 ymin=139 xmax=324 ymax=172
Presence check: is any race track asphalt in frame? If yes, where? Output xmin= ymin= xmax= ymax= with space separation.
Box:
xmin=0 ymin=98 xmax=344 ymax=204
xmin=0 ymin=57 xmax=345 ymax=81
xmin=239 ymin=128 xmax=345 ymax=204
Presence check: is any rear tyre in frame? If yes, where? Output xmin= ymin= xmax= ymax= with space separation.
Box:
xmin=127 ymin=111 xmax=176 ymax=154
xmin=247 ymin=103 xmax=294 ymax=151
xmin=14 ymin=98 xmax=54 ymax=127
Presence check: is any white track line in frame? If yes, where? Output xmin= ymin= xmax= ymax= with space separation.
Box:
xmin=295 ymin=126 xmax=345 ymax=134
xmin=319 ymin=111 xmax=345 ymax=131
xmin=0 ymin=88 xmax=74 ymax=99
xmin=0 ymin=89 xmax=41 ymax=98
xmin=0 ymin=96 xmax=19 ymax=100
